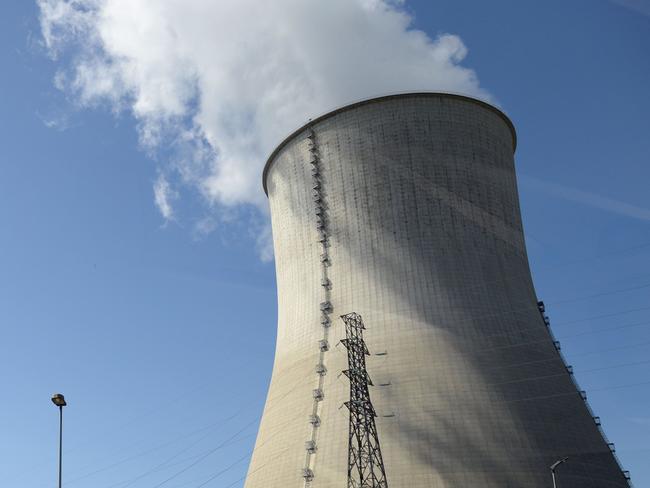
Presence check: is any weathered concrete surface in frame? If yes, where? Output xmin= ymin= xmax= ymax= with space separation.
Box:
xmin=244 ymin=93 xmax=629 ymax=488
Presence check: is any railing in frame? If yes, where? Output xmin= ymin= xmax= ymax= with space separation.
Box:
xmin=537 ymin=301 xmax=633 ymax=487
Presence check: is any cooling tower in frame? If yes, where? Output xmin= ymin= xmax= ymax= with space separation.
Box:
xmin=244 ymin=93 xmax=630 ymax=487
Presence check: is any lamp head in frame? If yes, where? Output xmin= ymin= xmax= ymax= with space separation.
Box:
xmin=550 ymin=457 xmax=569 ymax=471
xmin=51 ymin=393 xmax=67 ymax=407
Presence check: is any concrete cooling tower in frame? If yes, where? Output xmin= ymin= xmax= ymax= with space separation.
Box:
xmin=244 ymin=93 xmax=631 ymax=488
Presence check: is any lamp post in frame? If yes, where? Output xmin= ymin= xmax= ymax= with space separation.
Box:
xmin=51 ymin=393 xmax=67 ymax=488
xmin=550 ymin=456 xmax=568 ymax=488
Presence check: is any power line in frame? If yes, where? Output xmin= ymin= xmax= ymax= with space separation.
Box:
xmin=553 ymin=305 xmax=650 ymax=326
xmin=484 ymin=339 xmax=650 ymax=371
xmin=62 ymin=381 xmax=222 ymax=460
xmin=488 ymin=359 xmax=650 ymax=387
xmin=96 ymin=422 xmax=255 ymax=488
xmin=157 ymin=345 xmax=648 ymax=487
xmin=148 ymin=419 xmax=257 ymax=488
xmin=551 ymin=282 xmax=650 ymax=306
xmin=562 ymin=320 xmax=650 ymax=339
xmin=193 ymin=452 xmax=250 ymax=488
xmin=419 ymin=379 xmax=650 ymax=411
xmin=504 ymin=379 xmax=650 ymax=404
xmin=536 ymin=240 xmax=650 ymax=272
xmin=583 ymin=358 xmax=650 ymax=374
xmin=196 ymin=445 xmax=295 ymax=488
xmin=475 ymin=320 xmax=650 ymax=355
xmin=185 ymin=410 xmax=311 ymax=488
xmin=112 ymin=434 xmax=257 ymax=488
xmin=397 ymin=279 xmax=650 ymax=336
xmin=56 ymin=362 xmax=316 ymax=488
xmin=121 ymin=417 xmax=250 ymax=488
xmin=96 ymin=372 xmax=316 ymax=488
xmin=45 ymin=152 xmax=650 ymax=479
xmin=191 ymin=411 xmax=309 ymax=488
xmin=64 ymin=412 xmax=244 ymax=485
xmin=182 ymin=369 xmax=650 ymax=488
xmin=181 ymin=381 xmax=336 ymax=488
xmin=479 ymin=308 xmax=650 ymax=345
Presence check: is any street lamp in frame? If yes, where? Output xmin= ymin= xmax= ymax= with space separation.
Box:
xmin=550 ymin=456 xmax=568 ymax=488
xmin=51 ymin=393 xmax=67 ymax=488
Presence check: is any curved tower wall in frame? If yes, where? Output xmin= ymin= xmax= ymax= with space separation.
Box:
xmin=245 ymin=93 xmax=629 ymax=487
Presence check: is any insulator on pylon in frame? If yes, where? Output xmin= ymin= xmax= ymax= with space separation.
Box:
xmin=312 ymin=389 xmax=324 ymax=401
xmin=315 ymin=363 xmax=327 ymax=375
xmin=319 ymin=339 xmax=329 ymax=351
xmin=305 ymin=440 xmax=317 ymax=453
xmin=308 ymin=414 xmax=321 ymax=426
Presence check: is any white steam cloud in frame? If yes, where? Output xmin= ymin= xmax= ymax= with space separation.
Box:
xmin=37 ymin=0 xmax=488 ymax=256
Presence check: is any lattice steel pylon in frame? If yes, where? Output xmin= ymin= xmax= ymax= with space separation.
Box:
xmin=341 ymin=312 xmax=388 ymax=488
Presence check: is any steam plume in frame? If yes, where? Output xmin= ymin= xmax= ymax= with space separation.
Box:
xmin=37 ymin=0 xmax=489 ymax=256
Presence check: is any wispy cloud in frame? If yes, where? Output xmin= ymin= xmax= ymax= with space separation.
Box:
xmin=520 ymin=174 xmax=650 ymax=221
xmin=36 ymin=110 xmax=71 ymax=131
xmin=253 ymin=222 xmax=274 ymax=263
xmin=611 ymin=0 xmax=650 ymax=17
xmin=153 ymin=173 xmax=177 ymax=222
xmin=37 ymin=0 xmax=489 ymax=258
xmin=192 ymin=216 xmax=217 ymax=239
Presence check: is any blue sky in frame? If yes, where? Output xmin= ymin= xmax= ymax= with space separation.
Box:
xmin=1 ymin=0 xmax=649 ymax=487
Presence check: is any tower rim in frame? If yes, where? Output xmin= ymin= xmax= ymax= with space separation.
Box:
xmin=262 ymin=91 xmax=517 ymax=195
